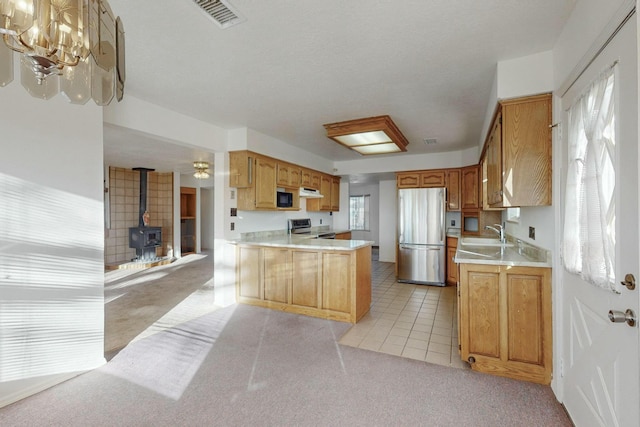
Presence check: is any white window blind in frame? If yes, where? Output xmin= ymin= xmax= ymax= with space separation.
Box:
xmin=349 ymin=195 xmax=370 ymax=231
xmin=562 ymin=66 xmax=616 ymax=292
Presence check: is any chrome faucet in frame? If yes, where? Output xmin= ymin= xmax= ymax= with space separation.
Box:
xmin=485 ymin=224 xmax=505 ymax=243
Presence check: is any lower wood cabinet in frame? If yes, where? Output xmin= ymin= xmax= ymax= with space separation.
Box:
xmin=335 ymin=231 xmax=352 ymax=240
xmin=236 ymin=244 xmax=371 ymax=323
xmin=458 ymin=263 xmax=552 ymax=384
xmin=446 ymin=236 xmax=458 ymax=285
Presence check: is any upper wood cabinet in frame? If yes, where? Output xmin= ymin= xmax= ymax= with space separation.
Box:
xmin=253 ymin=156 xmax=277 ymax=209
xmin=330 ymin=176 xmax=340 ymax=211
xmin=310 ymin=171 xmax=322 ymax=190
xmin=230 ymin=151 xmax=340 ymax=212
xmin=396 ymin=172 xmax=420 ymax=188
xmin=421 ymin=170 xmax=446 ymax=187
xmin=483 ymin=94 xmax=552 ymax=207
xmin=307 ymin=174 xmax=332 ymax=211
xmin=229 ymin=151 xmax=253 ymax=188
xmin=307 ymin=174 xmax=340 ymax=212
xmin=460 ymin=165 xmax=480 ymax=210
xmin=397 ymin=170 xmax=446 ymax=189
xmin=446 ymin=169 xmax=460 ymax=211
xmin=277 ymin=162 xmax=301 ymax=188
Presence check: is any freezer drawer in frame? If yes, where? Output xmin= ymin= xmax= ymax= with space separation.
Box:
xmin=397 ymin=244 xmax=445 ymax=286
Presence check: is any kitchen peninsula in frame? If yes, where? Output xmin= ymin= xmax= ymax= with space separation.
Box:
xmin=233 ymin=233 xmax=372 ymax=323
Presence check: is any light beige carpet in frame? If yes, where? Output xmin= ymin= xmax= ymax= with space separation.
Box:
xmin=104 ymin=251 xmax=217 ymax=359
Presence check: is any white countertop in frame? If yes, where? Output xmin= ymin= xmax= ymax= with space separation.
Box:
xmin=231 ymin=235 xmax=372 ymax=251
xmin=454 ymin=237 xmax=551 ymax=267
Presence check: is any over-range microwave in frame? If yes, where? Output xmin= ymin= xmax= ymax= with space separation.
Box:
xmin=277 ymin=191 xmax=293 ymax=208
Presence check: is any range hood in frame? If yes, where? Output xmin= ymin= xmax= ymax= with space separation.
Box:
xmin=299 ymin=187 xmax=323 ymax=198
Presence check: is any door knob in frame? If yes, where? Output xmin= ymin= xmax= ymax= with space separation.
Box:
xmin=620 ymin=273 xmax=636 ymax=290
xmin=608 ymin=309 xmax=636 ymax=327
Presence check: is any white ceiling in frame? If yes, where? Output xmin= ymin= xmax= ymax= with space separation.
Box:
xmin=104 ymin=0 xmax=575 ymax=176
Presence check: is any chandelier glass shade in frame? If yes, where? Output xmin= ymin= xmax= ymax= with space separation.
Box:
xmin=0 ymin=0 xmax=124 ymax=105
xmin=193 ymin=161 xmax=210 ymax=179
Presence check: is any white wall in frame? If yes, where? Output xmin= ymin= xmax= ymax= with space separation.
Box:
xmin=229 ymin=127 xmax=335 ymax=174
xmin=201 ymin=187 xmax=215 ymax=250
xmin=334 ymin=146 xmax=479 ymax=175
xmin=0 ymin=78 xmax=105 ymax=406
xmin=104 ymin=95 xmax=227 ymax=153
xmin=378 ymin=180 xmax=397 ymax=262
xmin=349 ymin=183 xmax=380 ymax=245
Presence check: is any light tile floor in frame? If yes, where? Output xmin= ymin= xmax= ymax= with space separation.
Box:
xmin=339 ymin=259 xmax=469 ymax=370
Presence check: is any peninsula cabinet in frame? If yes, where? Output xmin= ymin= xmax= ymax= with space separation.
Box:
xmin=235 ymin=244 xmax=371 ymax=323
xmin=458 ymin=263 xmax=552 ymax=384
xmin=483 ymin=93 xmax=552 ymax=207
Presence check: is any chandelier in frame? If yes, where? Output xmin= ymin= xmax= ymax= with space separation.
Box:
xmin=0 ymin=0 xmax=125 ymax=105
xmin=193 ymin=161 xmax=210 ymax=179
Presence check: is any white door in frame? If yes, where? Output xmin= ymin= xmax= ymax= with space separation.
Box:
xmin=559 ymin=13 xmax=639 ymax=426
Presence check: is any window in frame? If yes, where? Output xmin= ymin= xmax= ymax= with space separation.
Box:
xmin=562 ymin=66 xmax=616 ymax=292
xmin=349 ymin=195 xmax=370 ymax=231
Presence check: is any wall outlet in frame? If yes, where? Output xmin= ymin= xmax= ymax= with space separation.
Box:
xmin=529 ymin=226 xmax=535 ymax=240
xmin=230 ymin=222 xmax=235 ymax=231
xmin=451 ymin=220 xmax=455 ymax=226
xmin=320 ymin=219 xmax=322 ymax=224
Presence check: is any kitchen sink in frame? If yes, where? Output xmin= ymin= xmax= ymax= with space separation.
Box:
xmin=460 ymin=237 xmax=514 ymax=247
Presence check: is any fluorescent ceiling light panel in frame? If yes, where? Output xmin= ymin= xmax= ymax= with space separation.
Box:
xmin=323 ymin=115 xmax=409 ymax=156
xmin=351 ymin=143 xmax=402 ymax=155
xmin=334 ymin=131 xmax=391 ymax=147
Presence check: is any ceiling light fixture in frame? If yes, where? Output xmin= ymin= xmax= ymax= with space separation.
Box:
xmin=193 ymin=161 xmax=210 ymax=179
xmin=0 ymin=0 xmax=125 ymax=105
xmin=323 ymin=115 xmax=409 ymax=155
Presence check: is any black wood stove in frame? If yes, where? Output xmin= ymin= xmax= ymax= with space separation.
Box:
xmin=128 ymin=167 xmax=162 ymax=261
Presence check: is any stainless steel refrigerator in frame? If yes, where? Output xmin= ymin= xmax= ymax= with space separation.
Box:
xmin=397 ymin=187 xmax=446 ymax=286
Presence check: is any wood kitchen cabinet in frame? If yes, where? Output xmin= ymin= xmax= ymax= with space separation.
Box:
xmin=330 ymin=176 xmax=340 ymax=211
xmin=335 ymin=231 xmax=352 ymax=240
xmin=460 ymin=165 xmax=480 ymax=210
xmin=446 ymin=169 xmax=460 ymax=211
xmin=229 ymin=150 xmax=252 ymax=188
xmin=483 ymin=93 xmax=552 ymax=207
xmin=237 ymin=154 xmax=277 ymax=210
xmin=307 ymin=174 xmax=340 ymax=212
xmin=277 ymin=162 xmax=301 ymax=188
xmin=458 ymin=263 xmax=552 ymax=384
xmin=397 ymin=170 xmax=446 ymax=189
xmin=235 ymin=244 xmax=371 ymax=323
xmin=396 ymin=172 xmax=421 ymax=188
xmin=421 ymin=170 xmax=446 ymax=187
xmin=446 ymin=236 xmax=458 ymax=285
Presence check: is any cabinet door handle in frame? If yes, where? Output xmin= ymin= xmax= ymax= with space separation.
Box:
xmin=248 ymin=157 xmax=253 ymax=185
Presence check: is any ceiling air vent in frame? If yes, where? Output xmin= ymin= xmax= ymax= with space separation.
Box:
xmin=423 ymin=138 xmax=438 ymax=145
xmin=193 ymin=0 xmax=246 ymax=29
